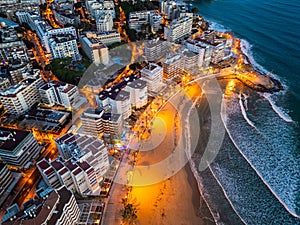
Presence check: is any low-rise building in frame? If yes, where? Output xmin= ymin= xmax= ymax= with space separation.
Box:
xmin=2 ymin=186 xmax=80 ymax=225
xmin=83 ymin=31 xmax=121 ymax=46
xmin=0 ymin=127 xmax=40 ymax=169
xmin=0 ymin=77 xmax=44 ymax=115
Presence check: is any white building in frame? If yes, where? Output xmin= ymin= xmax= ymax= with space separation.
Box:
xmin=144 ymin=39 xmax=170 ymax=62
xmin=79 ymin=34 xmax=109 ymax=65
xmin=96 ymin=14 xmax=113 ymax=32
xmin=39 ymin=80 xmax=79 ymax=108
xmin=128 ymin=10 xmax=162 ymax=32
xmin=37 ymin=133 xmax=109 ymax=196
xmin=164 ymin=16 xmax=193 ymax=42
xmin=48 ymin=34 xmax=81 ymax=61
xmin=124 ymin=79 xmax=148 ymax=109
xmin=99 ymin=89 xmax=132 ymax=119
xmin=140 ymin=63 xmax=164 ymax=93
xmin=0 ymin=162 xmax=14 ymax=198
xmin=2 ymin=187 xmax=80 ymax=225
xmin=0 ymin=127 xmax=40 ymax=169
xmin=0 ymin=77 xmax=44 ymax=115
xmin=82 ymin=31 xmax=120 ymax=46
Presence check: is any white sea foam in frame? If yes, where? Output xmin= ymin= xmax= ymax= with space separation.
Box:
xmin=263 ymin=93 xmax=293 ymax=123
xmin=208 ymin=165 xmax=247 ymax=225
xmin=238 ymin=93 xmax=256 ymax=128
xmin=221 ymin=114 xmax=299 ymax=218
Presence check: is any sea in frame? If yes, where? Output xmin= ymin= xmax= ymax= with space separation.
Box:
xmin=190 ymin=0 xmax=300 ymax=224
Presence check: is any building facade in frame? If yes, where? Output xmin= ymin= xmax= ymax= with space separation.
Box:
xmin=0 ymin=127 xmax=40 ymax=169
xmin=0 ymin=77 xmax=44 ymax=115
xmin=164 ymin=16 xmax=193 ymax=42
xmin=140 ymin=63 xmax=164 ymax=93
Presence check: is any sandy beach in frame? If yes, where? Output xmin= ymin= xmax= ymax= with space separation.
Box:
xmin=128 ymin=85 xmax=214 ymax=225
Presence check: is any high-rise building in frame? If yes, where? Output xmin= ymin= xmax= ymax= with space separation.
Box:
xmin=96 ymin=14 xmax=113 ymax=32
xmin=144 ymin=39 xmax=171 ymax=62
xmin=0 ymin=127 xmax=40 ymax=169
xmin=140 ymin=63 xmax=164 ymax=93
xmin=81 ymin=108 xmax=123 ymax=138
xmin=162 ymin=53 xmax=184 ymax=79
xmin=39 ymin=80 xmax=79 ymax=108
xmin=0 ymin=77 xmax=44 ymax=115
xmin=48 ymin=34 xmax=81 ymax=61
xmin=164 ymin=16 xmax=193 ymax=42
xmin=79 ymin=34 xmax=109 ymax=65
xmin=2 ymin=186 xmax=80 ymax=225
xmin=124 ymin=79 xmax=148 ymax=109
xmin=37 ymin=134 xmax=109 ymax=195
xmin=0 ymin=162 xmax=14 ymax=198
xmin=128 ymin=10 xmax=162 ymax=32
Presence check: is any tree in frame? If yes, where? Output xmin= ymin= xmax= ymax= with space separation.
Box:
xmin=120 ymin=203 xmax=138 ymax=225
xmin=192 ymin=7 xmax=199 ymax=14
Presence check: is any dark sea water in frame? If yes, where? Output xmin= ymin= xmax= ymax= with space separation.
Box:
xmin=190 ymin=0 xmax=300 ymax=224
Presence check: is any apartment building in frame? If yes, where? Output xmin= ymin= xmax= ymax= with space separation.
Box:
xmin=79 ymin=33 xmax=109 ymax=65
xmin=0 ymin=77 xmax=44 ymax=115
xmin=2 ymin=187 xmax=80 ymax=225
xmin=83 ymin=31 xmax=120 ymax=46
xmin=164 ymin=16 xmax=193 ymax=42
xmin=39 ymin=80 xmax=79 ymax=108
xmin=0 ymin=127 xmax=40 ymax=169
xmin=140 ymin=63 xmax=164 ymax=93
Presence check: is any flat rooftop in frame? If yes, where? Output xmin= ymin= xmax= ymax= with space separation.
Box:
xmin=0 ymin=127 xmax=30 ymax=152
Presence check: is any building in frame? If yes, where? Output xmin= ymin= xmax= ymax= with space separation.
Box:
xmin=81 ymin=108 xmax=123 ymax=138
xmin=48 ymin=34 xmax=81 ymax=61
xmin=99 ymin=89 xmax=131 ymax=119
xmin=39 ymin=80 xmax=79 ymax=108
xmin=96 ymin=13 xmax=113 ymax=32
xmin=2 ymin=186 xmax=80 ymax=225
xmin=124 ymin=79 xmax=148 ymax=109
xmin=140 ymin=63 xmax=164 ymax=93
xmin=0 ymin=162 xmax=14 ymax=198
xmin=79 ymin=33 xmax=109 ymax=65
xmin=37 ymin=134 xmax=109 ymax=195
xmin=182 ymin=49 xmax=201 ymax=75
xmin=0 ymin=77 xmax=10 ymax=92
xmin=164 ymin=16 xmax=193 ymax=42
xmin=0 ymin=127 xmax=40 ymax=169
xmin=144 ymin=39 xmax=171 ymax=62
xmin=53 ymin=1 xmax=80 ymax=26
xmin=0 ymin=77 xmax=44 ymax=115
xmin=82 ymin=31 xmax=120 ymax=46
xmin=128 ymin=10 xmax=162 ymax=32
xmin=162 ymin=53 xmax=184 ymax=79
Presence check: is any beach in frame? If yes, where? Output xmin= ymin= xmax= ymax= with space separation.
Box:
xmin=127 ymin=84 xmax=214 ymax=225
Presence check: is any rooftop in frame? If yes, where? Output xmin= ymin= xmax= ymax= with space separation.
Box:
xmin=0 ymin=127 xmax=31 ymax=152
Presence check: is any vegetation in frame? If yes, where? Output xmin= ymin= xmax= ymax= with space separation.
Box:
xmin=192 ymin=7 xmax=199 ymax=14
xmin=120 ymin=201 xmax=138 ymax=225
xmin=45 ymin=57 xmax=91 ymax=85
xmin=119 ymin=0 xmax=156 ymax=17
xmin=125 ymin=28 xmax=137 ymax=42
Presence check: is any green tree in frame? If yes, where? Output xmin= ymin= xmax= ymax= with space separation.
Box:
xmin=192 ymin=7 xmax=199 ymax=14
xmin=120 ymin=203 xmax=138 ymax=225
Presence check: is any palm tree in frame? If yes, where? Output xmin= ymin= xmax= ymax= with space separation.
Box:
xmin=120 ymin=203 xmax=138 ymax=225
